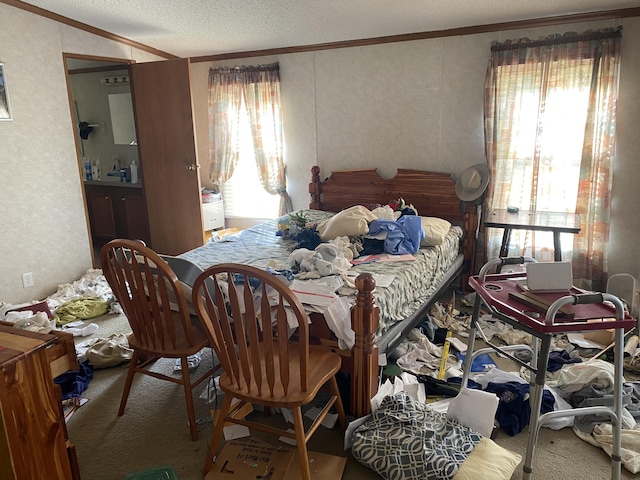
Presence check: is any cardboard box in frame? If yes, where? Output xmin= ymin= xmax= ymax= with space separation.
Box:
xmin=205 ymin=437 xmax=346 ymax=480
xmin=210 ymin=399 xmax=254 ymax=428
xmin=584 ymin=329 xmax=615 ymax=347
xmin=282 ymin=450 xmax=347 ymax=480
xmin=205 ymin=438 xmax=292 ymax=480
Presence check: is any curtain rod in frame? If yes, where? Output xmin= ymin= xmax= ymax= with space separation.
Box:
xmin=491 ymin=27 xmax=622 ymax=52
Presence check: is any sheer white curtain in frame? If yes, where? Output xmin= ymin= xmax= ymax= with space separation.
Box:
xmin=483 ymin=29 xmax=622 ymax=290
xmin=208 ymin=63 xmax=291 ymax=218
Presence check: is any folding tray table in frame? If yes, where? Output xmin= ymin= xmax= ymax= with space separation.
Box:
xmin=461 ymin=257 xmax=637 ymax=480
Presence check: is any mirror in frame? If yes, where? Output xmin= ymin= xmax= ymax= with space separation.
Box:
xmin=66 ymin=57 xmax=140 ymax=174
xmin=108 ymin=93 xmax=136 ymax=145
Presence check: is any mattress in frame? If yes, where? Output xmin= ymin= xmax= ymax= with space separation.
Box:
xmin=179 ymin=209 xmax=463 ymax=339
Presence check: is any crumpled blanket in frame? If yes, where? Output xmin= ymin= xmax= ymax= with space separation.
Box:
xmin=288 ymin=243 xmax=352 ymax=278
xmin=546 ymin=359 xmax=616 ymax=394
xmin=368 ymin=215 xmax=424 ymax=255
xmin=390 ymin=328 xmax=459 ymax=375
xmin=574 ymin=423 xmax=640 ymax=474
xmin=4 ymin=310 xmax=55 ymax=334
xmin=53 ymin=297 xmax=109 ymax=326
xmin=352 ymin=392 xmax=481 ymax=480
xmin=316 ymin=205 xmax=377 ymax=241
xmin=47 ymin=268 xmax=122 ymax=315
xmin=78 ymin=334 xmax=133 ymax=368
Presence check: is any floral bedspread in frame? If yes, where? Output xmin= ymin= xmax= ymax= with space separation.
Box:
xmin=179 ymin=209 xmax=462 ymax=339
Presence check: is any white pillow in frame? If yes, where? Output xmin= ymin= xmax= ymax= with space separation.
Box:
xmin=317 ymin=205 xmax=377 ymax=241
xmin=420 ymin=216 xmax=452 ymax=246
xmin=370 ymin=205 xmax=396 ymax=220
xmin=453 ymin=437 xmax=522 ymax=480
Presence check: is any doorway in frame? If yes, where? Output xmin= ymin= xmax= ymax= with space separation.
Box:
xmin=63 ymin=54 xmax=144 ymax=266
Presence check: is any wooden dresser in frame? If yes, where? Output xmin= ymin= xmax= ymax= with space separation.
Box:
xmin=0 ymin=325 xmax=80 ymax=479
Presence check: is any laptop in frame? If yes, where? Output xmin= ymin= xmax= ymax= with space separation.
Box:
xmin=525 ymin=261 xmax=573 ymax=293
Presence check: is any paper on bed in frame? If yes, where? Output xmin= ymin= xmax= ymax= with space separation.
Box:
xmin=324 ymin=296 xmax=355 ymax=349
xmin=372 ymin=273 xmax=395 ymax=288
xmin=290 ymin=279 xmax=336 ymax=306
xmin=351 ymin=253 xmax=415 ymax=265
xmin=289 ymin=279 xmax=355 ymax=349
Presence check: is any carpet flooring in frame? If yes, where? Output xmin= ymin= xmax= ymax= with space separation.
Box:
xmin=65 ymin=313 xmax=637 ymax=479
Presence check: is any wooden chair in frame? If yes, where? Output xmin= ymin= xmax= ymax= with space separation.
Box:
xmin=191 ymin=263 xmax=347 ymax=480
xmin=100 ymin=239 xmax=218 ymax=441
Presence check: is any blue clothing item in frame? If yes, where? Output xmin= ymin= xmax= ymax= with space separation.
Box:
xmin=54 ymin=360 xmax=94 ymax=400
xmin=547 ymin=350 xmax=582 ymax=373
xmin=485 ymin=381 xmax=555 ymax=436
xmin=368 ymin=215 xmax=424 ymax=255
xmin=291 ymin=227 xmax=322 ymax=250
xmin=448 ymin=377 xmax=556 ymax=436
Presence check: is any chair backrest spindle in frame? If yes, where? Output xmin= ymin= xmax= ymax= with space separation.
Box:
xmin=192 ymin=263 xmax=310 ymax=397
xmin=100 ymin=240 xmax=199 ymax=354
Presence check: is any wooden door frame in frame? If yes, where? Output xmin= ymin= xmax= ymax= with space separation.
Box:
xmin=62 ymin=53 xmax=136 ymax=266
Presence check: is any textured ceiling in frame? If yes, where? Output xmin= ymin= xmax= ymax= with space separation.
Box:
xmin=20 ymin=0 xmax=640 ymax=57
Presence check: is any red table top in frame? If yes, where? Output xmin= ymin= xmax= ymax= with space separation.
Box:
xmin=469 ymin=273 xmax=636 ymax=334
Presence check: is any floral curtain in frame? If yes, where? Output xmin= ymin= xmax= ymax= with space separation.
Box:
xmin=208 ymin=67 xmax=244 ymax=187
xmin=483 ymin=28 xmax=622 ymax=291
xmin=208 ymin=63 xmax=292 ymax=215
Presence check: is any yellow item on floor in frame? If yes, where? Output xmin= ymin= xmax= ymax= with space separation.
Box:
xmin=54 ymin=296 xmax=109 ymax=326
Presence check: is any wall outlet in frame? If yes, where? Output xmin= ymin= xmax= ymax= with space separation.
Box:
xmin=22 ymin=272 xmax=34 ymax=288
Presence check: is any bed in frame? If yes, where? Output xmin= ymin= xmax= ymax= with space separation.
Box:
xmin=180 ymin=166 xmax=479 ymax=417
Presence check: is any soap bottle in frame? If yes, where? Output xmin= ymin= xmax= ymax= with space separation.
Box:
xmin=83 ymin=157 xmax=92 ymax=180
xmin=130 ymin=159 xmax=139 ymax=184
xmin=95 ymin=158 xmax=101 ymax=180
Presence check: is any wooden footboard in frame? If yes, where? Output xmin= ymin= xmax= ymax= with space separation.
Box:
xmin=307 ymin=274 xmax=379 ymax=418
xmin=309 ymin=165 xmax=479 ymax=417
xmin=351 ymin=273 xmax=379 ymax=417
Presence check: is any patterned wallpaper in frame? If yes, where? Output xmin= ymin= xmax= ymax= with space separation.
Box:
xmin=2 ymin=2 xmax=639 ymax=304
xmin=0 ymin=3 xmax=163 ymax=304
xmin=192 ymin=17 xmax=640 ymax=283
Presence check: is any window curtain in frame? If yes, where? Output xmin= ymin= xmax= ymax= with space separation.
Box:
xmin=483 ymin=29 xmax=621 ymax=291
xmin=208 ymin=63 xmax=292 ymax=215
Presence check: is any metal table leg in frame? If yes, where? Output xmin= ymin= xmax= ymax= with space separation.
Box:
xmin=461 ymin=293 xmax=482 ymax=389
xmin=522 ymin=334 xmax=552 ymax=480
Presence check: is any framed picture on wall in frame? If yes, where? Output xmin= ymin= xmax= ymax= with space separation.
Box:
xmin=0 ymin=64 xmax=12 ymax=121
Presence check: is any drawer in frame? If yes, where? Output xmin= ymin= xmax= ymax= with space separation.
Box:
xmin=202 ymin=201 xmax=224 ymax=231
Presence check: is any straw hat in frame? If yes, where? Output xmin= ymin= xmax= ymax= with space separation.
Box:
xmin=455 ymin=163 xmax=490 ymax=202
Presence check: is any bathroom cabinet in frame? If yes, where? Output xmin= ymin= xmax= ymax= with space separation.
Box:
xmin=85 ymin=183 xmax=150 ymax=245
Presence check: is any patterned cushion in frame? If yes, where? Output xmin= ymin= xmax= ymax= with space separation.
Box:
xmin=352 ymin=392 xmax=481 ymax=480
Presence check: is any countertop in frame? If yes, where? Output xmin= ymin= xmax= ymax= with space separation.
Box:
xmin=84 ymin=179 xmax=142 ymax=189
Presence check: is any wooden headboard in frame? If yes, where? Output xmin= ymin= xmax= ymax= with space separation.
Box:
xmin=308 ymin=165 xmax=480 ymax=277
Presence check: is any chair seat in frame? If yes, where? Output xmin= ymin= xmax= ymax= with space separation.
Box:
xmin=219 ymin=347 xmax=342 ymax=407
xmin=193 ymin=263 xmax=347 ymax=480
xmin=101 ymin=239 xmax=220 ymax=441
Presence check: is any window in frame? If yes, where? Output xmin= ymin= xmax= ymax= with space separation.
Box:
xmin=492 ymin=62 xmax=591 ymax=260
xmin=208 ymin=63 xmax=291 ymax=221
xmin=484 ymin=30 xmax=621 ymax=289
xmin=221 ymin=101 xmax=280 ymax=219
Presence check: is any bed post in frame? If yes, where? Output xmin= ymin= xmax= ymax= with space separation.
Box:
xmin=309 ymin=166 xmax=322 ymax=209
xmin=351 ymin=273 xmax=379 ymax=417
